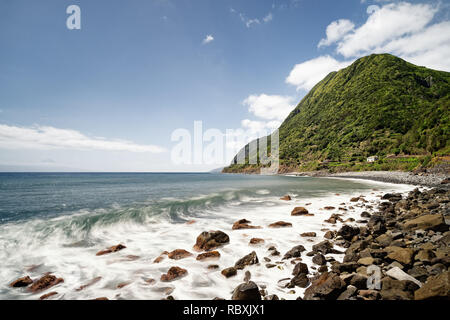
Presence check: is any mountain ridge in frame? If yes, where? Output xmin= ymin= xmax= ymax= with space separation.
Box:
xmin=224 ymin=54 xmax=450 ymax=174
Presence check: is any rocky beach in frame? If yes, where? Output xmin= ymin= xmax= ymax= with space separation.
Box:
xmin=4 ymin=173 xmax=449 ymax=300
xmin=287 ymin=170 xmax=450 ymax=188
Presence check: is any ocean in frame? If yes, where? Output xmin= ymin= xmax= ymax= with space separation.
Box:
xmin=0 ymin=172 xmax=415 ymax=299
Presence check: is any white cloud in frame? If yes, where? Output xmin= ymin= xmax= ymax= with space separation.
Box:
xmin=288 ymin=2 xmax=450 ymax=92
xmin=202 ymin=34 xmax=214 ymax=44
xmin=286 ymin=55 xmax=354 ymax=91
xmin=405 ymin=43 xmax=450 ymax=72
xmin=377 ymin=20 xmax=450 ymax=70
xmin=337 ymin=2 xmax=437 ymax=58
xmin=233 ymin=10 xmax=273 ymax=28
xmin=318 ymin=19 xmax=355 ymax=48
xmin=0 ymin=124 xmax=166 ymax=153
xmin=263 ymin=13 xmax=273 ymax=23
xmin=243 ymin=94 xmax=296 ymax=121
xmin=240 ymin=13 xmax=260 ymax=28
xmin=227 ymin=94 xmax=293 ymax=153
xmin=241 ymin=119 xmax=280 ymax=134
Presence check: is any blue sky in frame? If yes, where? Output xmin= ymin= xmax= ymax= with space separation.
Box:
xmin=0 ymin=0 xmax=449 ymax=171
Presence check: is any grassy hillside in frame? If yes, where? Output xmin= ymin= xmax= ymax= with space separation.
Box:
xmin=224 ymin=54 xmax=450 ymax=173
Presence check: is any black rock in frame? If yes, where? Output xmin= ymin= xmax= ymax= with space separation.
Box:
xmin=231 ymin=281 xmax=262 ymax=300
xmin=337 ymin=225 xmax=360 ymax=241
xmin=312 ymin=253 xmax=327 ymax=266
xmin=289 ymin=274 xmax=310 ymax=288
xmin=312 ymin=241 xmax=334 ymax=254
xmin=235 ymin=251 xmax=259 ymax=270
xmin=303 ymin=272 xmax=345 ymax=300
xmin=292 ymin=262 xmax=309 ymax=276
xmin=283 ymin=245 xmax=306 ymax=259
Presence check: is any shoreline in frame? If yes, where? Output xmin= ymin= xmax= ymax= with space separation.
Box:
xmin=282 ymin=170 xmax=449 ymax=188
xmin=3 ymin=176 xmax=449 ymax=300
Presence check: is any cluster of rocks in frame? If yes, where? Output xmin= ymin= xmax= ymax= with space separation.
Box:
xmin=9 ymin=274 xmax=64 ymax=300
xmin=329 ymin=171 xmax=450 ymax=188
xmin=8 ymin=187 xmax=449 ymax=300
xmin=301 ymin=188 xmax=449 ymax=300
xmin=216 ymin=187 xmax=449 ymax=301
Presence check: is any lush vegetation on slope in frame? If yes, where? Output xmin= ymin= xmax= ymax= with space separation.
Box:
xmin=224 ymin=54 xmax=450 ymax=173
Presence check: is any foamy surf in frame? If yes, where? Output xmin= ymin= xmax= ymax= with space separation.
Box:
xmin=0 ymin=174 xmax=422 ymax=300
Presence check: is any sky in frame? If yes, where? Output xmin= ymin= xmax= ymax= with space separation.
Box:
xmin=0 ymin=0 xmax=449 ymax=172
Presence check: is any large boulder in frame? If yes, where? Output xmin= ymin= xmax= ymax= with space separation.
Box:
xmin=303 ymin=272 xmax=345 ymax=300
xmin=289 ymin=274 xmax=310 ymax=288
xmin=337 ymin=225 xmax=359 ymax=241
xmin=403 ymin=214 xmax=448 ymax=232
xmin=160 ymin=266 xmax=188 ymax=282
xmin=414 ymin=271 xmax=450 ymax=300
xmin=382 ymin=193 xmax=402 ymax=201
xmin=231 ymin=281 xmax=262 ymax=300
xmin=312 ymin=241 xmax=336 ymax=254
xmin=9 ymin=276 xmax=33 ymax=288
xmin=196 ymin=251 xmax=220 ymax=261
xmin=221 ymin=267 xmax=237 ymax=278
xmin=29 ymin=274 xmax=64 ymax=293
xmin=415 ymin=249 xmax=436 ymax=263
xmin=375 ymin=234 xmax=393 ymax=247
xmin=283 ymin=245 xmax=306 ymax=259
xmin=291 ymin=207 xmax=309 ymax=216
xmin=292 ymin=262 xmax=309 ymax=276
xmin=357 ymin=257 xmax=375 ymax=266
xmin=168 ymin=249 xmax=193 ymax=260
xmin=235 ymin=251 xmax=259 ymax=270
xmin=232 ymin=219 xmax=261 ymax=230
xmin=312 ymin=253 xmax=327 ymax=266
xmin=380 ymin=277 xmax=419 ymax=300
xmin=193 ymin=230 xmax=229 ymax=251
xmin=385 ymin=247 xmax=415 ymax=265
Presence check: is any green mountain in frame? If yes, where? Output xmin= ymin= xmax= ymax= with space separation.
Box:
xmin=224 ymin=54 xmax=450 ymax=173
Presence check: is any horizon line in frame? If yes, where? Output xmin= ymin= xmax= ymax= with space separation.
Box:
xmin=0 ymin=171 xmax=221 ymax=174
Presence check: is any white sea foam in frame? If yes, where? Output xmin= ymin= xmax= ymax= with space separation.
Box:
xmin=0 ymin=179 xmax=422 ymax=300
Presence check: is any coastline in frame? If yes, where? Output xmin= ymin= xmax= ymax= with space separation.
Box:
xmin=6 ymin=175 xmax=449 ymax=300
xmin=283 ymin=170 xmax=449 ymax=188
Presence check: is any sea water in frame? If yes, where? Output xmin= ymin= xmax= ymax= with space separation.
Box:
xmin=0 ymin=172 xmax=417 ymax=300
